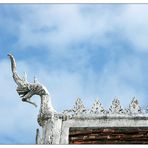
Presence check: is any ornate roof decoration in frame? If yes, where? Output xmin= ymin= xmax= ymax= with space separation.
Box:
xmin=90 ymin=98 xmax=106 ymax=114
xmin=8 ymin=54 xmax=56 ymax=127
xmin=63 ymin=98 xmax=87 ymax=118
xmin=63 ymin=97 xmax=146 ymax=119
xmin=109 ymin=97 xmax=124 ymax=114
xmin=73 ymin=98 xmax=86 ymax=115
xmin=128 ymin=97 xmax=143 ymax=114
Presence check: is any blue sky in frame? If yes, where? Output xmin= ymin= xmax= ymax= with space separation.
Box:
xmin=1 ymin=4 xmax=148 ymax=144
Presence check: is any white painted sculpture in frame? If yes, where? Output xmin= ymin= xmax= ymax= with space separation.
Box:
xmin=8 ymin=54 xmax=56 ymax=126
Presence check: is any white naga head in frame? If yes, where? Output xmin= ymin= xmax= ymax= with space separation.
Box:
xmin=8 ymin=54 xmax=49 ymax=107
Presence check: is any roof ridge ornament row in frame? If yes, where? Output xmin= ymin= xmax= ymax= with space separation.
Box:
xmin=63 ymin=97 xmax=146 ymax=118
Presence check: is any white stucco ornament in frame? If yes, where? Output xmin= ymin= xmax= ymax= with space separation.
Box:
xmin=8 ymin=54 xmax=57 ymax=126
xmin=109 ymin=97 xmax=124 ymax=114
xmin=90 ymin=98 xmax=106 ymax=114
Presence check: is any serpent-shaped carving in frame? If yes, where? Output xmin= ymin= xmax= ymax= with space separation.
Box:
xmin=8 ymin=54 xmax=56 ymax=126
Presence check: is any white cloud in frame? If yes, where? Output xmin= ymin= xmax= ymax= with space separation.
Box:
xmin=2 ymin=4 xmax=148 ymax=53
xmin=116 ymin=5 xmax=148 ymax=51
xmin=15 ymin=5 xmax=114 ymax=53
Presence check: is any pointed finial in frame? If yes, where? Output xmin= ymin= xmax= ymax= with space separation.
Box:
xmin=74 ymin=97 xmax=86 ymax=115
xmin=91 ymin=97 xmax=106 ymax=114
xmin=129 ymin=97 xmax=142 ymax=114
xmin=109 ymin=96 xmax=124 ymax=114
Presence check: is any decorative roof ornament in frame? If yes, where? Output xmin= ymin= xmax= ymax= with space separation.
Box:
xmin=8 ymin=54 xmax=56 ymax=126
xmin=63 ymin=98 xmax=87 ymax=118
xmin=90 ymin=98 xmax=106 ymax=114
xmin=128 ymin=97 xmax=143 ymax=114
xmin=73 ymin=98 xmax=86 ymax=115
xmin=109 ymin=97 xmax=124 ymax=114
xmin=63 ymin=97 xmax=146 ymax=119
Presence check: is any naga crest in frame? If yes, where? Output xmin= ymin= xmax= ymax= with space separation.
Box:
xmin=8 ymin=54 xmax=50 ymax=107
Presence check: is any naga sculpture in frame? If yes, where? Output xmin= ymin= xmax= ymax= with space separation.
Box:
xmin=8 ymin=54 xmax=56 ymax=126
